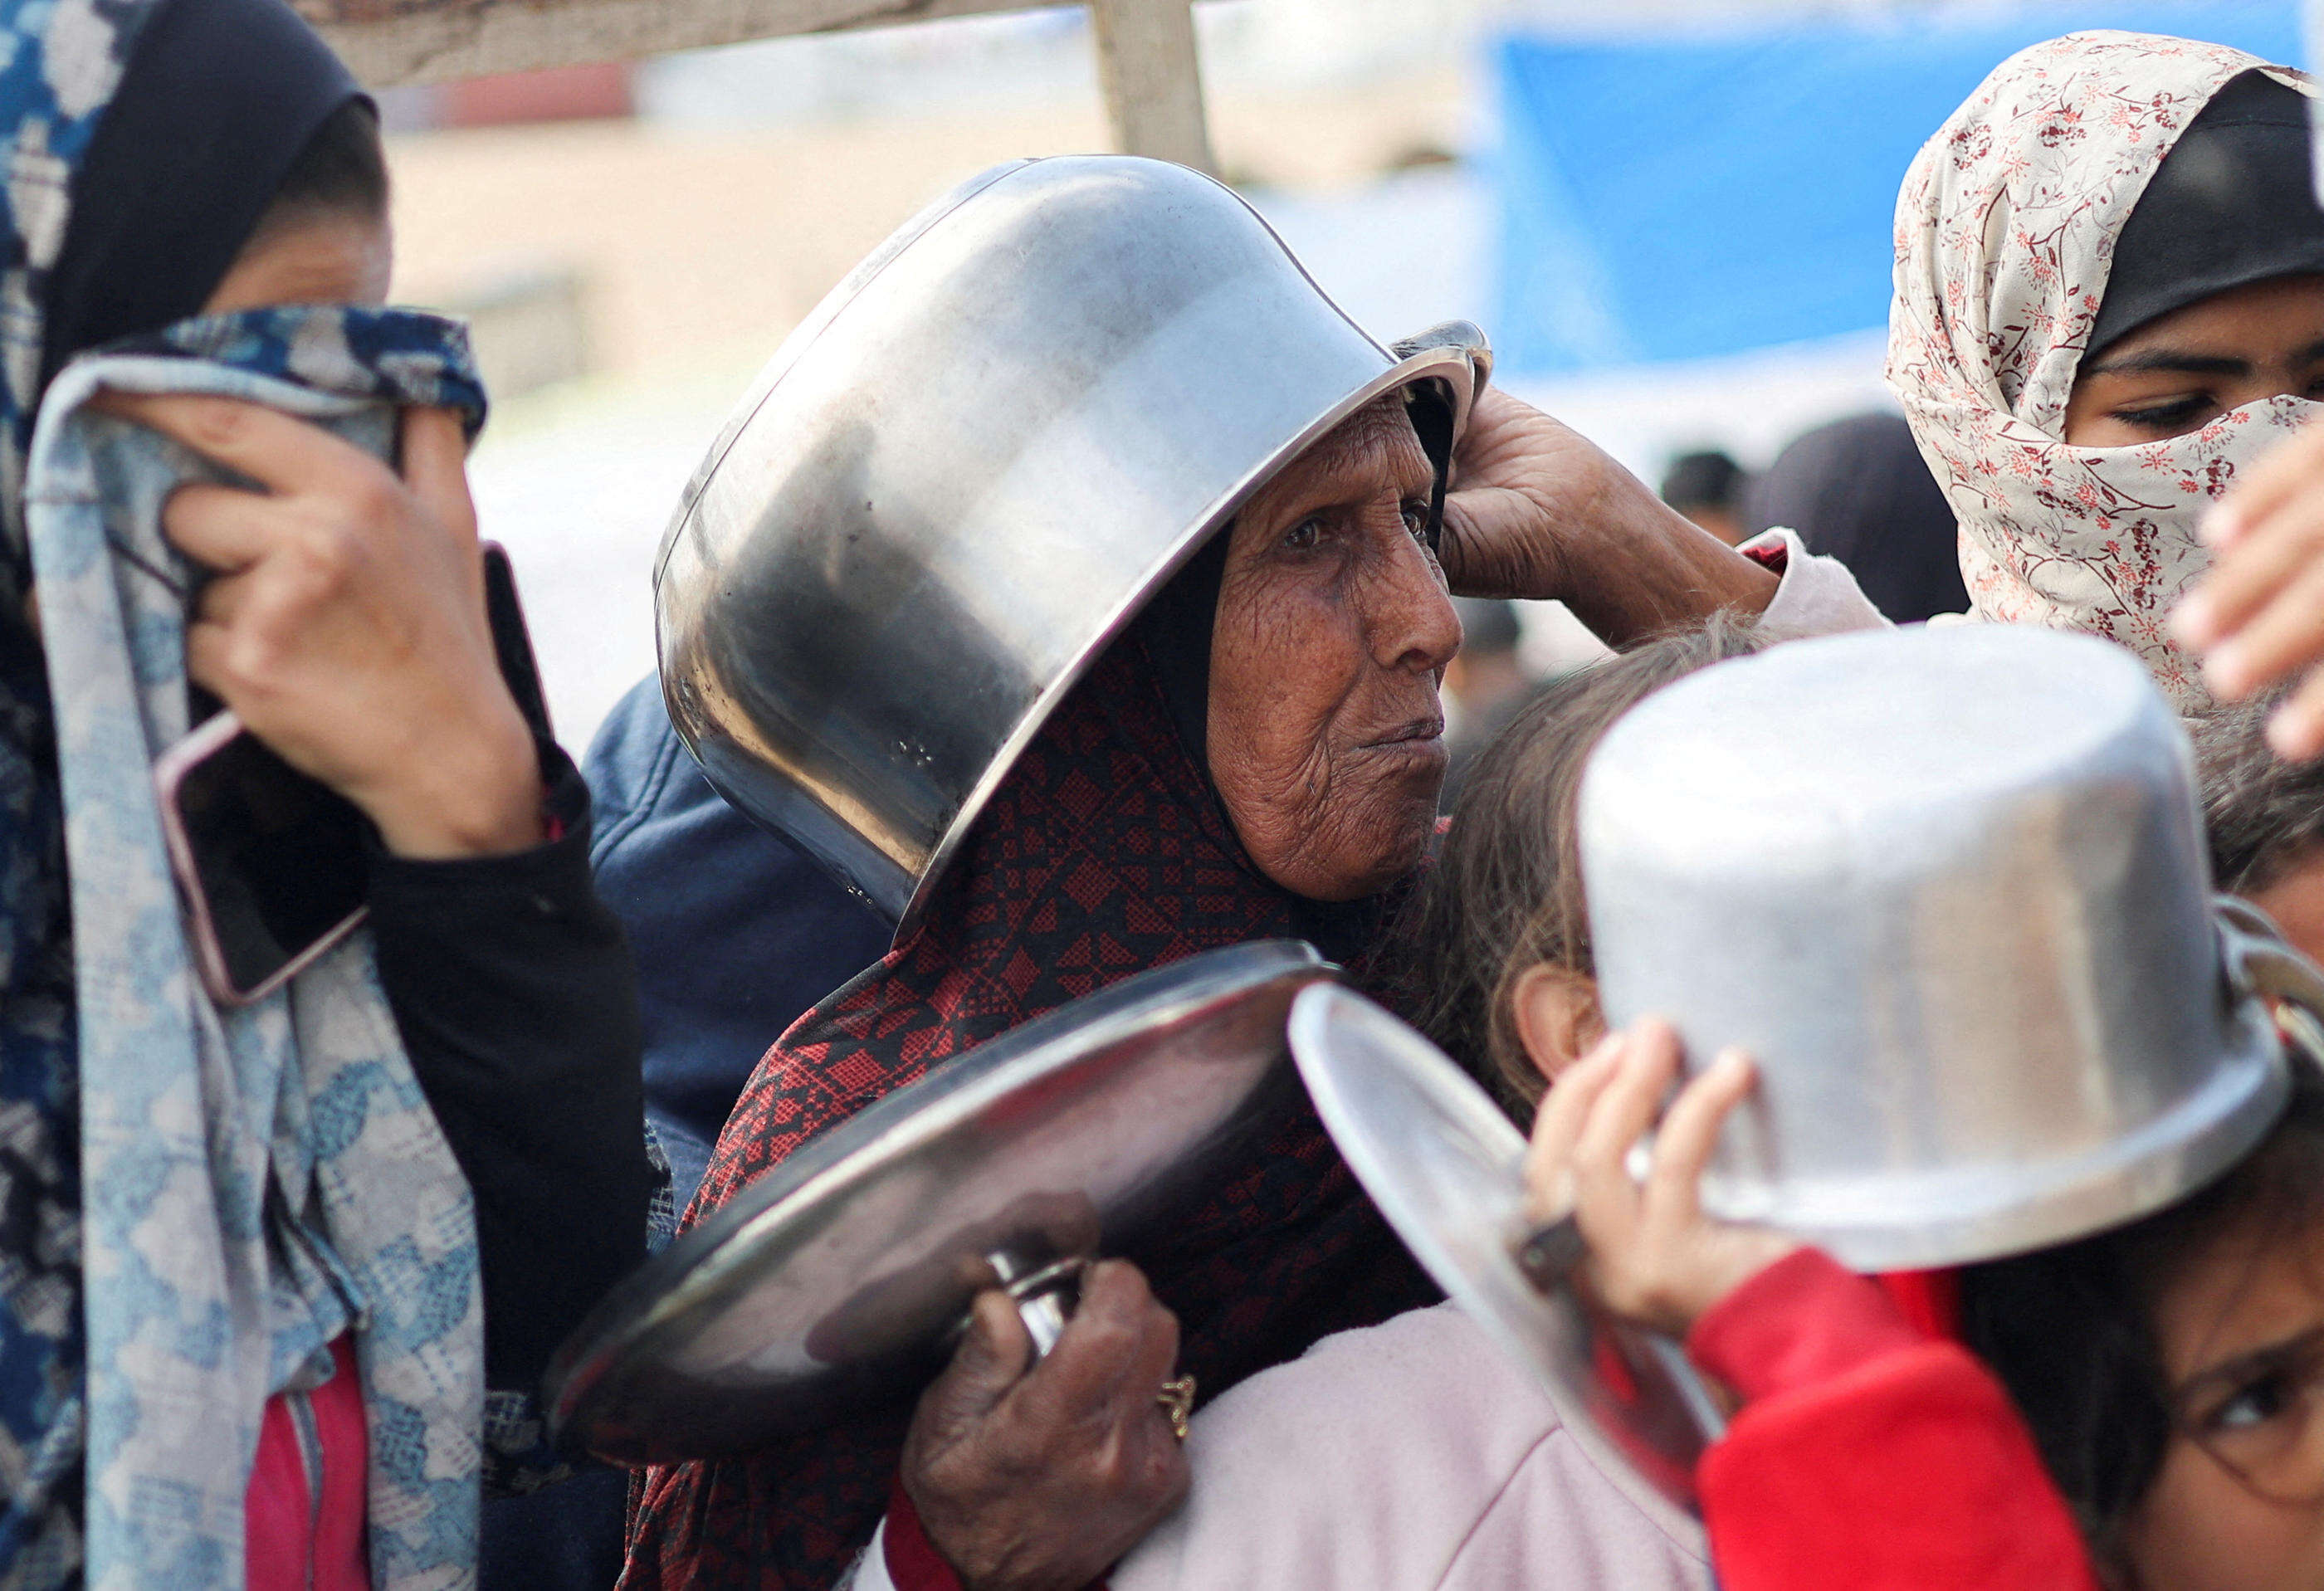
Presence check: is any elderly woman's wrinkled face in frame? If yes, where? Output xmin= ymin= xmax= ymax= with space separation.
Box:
xmin=1208 ymin=398 xmax=1462 ymax=900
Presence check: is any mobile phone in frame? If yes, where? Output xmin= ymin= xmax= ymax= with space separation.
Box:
xmin=155 ymin=543 xmax=552 ymax=1005
xmin=154 ymin=710 xmax=372 ymax=1005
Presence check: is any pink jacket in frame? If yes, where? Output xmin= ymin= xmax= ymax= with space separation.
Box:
xmin=856 ymin=1302 xmax=1711 ymax=1591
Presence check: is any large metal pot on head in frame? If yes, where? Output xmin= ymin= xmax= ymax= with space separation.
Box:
xmin=1579 ymin=622 xmax=2292 ymax=1270
xmin=654 ymin=155 xmax=1485 ymax=934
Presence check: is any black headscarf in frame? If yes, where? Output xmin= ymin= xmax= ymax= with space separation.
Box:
xmin=37 ymin=0 xmax=361 ymax=394
xmin=1746 ymin=411 xmax=1967 ymax=624
xmin=2089 ymin=69 xmax=2324 ymax=356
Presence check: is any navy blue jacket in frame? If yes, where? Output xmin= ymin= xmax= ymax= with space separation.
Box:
xmin=582 ymin=676 xmax=892 ymax=1211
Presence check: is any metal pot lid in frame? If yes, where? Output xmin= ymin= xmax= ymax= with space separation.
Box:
xmin=1288 ymin=983 xmax=1717 ymax=1538
xmin=547 ymin=939 xmax=1333 ymax=1466
xmin=652 ymin=154 xmax=1487 ymax=937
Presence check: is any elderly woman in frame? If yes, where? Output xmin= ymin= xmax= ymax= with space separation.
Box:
xmin=618 ymin=159 xmax=1878 ymax=1589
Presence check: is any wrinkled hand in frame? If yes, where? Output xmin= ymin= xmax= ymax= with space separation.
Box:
xmin=902 ymin=1260 xmax=1189 ymax=1591
xmin=1524 ymin=1019 xmax=1798 ymax=1337
xmin=2175 ymin=420 xmax=2324 ymax=758
xmin=98 ymin=393 xmax=541 ymax=858
xmin=1438 ymin=389 xmax=1776 ymax=644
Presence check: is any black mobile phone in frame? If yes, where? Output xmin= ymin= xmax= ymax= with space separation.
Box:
xmin=155 ymin=544 xmax=551 ymax=1004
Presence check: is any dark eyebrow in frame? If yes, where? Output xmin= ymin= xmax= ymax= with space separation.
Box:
xmin=2179 ymin=1324 xmax=2324 ymax=1406
xmin=2082 ymin=348 xmax=2253 ymax=379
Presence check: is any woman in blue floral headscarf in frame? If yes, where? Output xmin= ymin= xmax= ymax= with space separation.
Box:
xmin=0 ymin=1 xmax=653 ymax=1587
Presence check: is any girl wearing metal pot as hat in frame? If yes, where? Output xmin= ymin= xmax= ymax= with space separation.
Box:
xmin=1480 ymin=622 xmax=2324 ymax=1591
xmin=1518 ymin=636 xmax=2324 ymax=1591
xmin=622 ymin=157 xmax=1884 ymax=1587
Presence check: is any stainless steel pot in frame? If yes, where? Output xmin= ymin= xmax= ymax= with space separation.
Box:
xmin=653 ymin=155 xmax=1485 ymax=933
xmin=1579 ymin=623 xmax=2290 ymax=1270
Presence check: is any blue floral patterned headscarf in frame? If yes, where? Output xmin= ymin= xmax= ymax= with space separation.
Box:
xmin=0 ymin=8 xmax=177 ymax=1580
xmin=0 ymin=2 xmax=498 ymax=1587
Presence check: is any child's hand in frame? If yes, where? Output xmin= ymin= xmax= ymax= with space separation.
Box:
xmin=1523 ymin=1018 xmax=1799 ymax=1337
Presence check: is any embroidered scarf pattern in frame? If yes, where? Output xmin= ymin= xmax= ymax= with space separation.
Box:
xmin=620 ymin=641 xmax=1436 ymax=1589
xmin=26 ymin=305 xmax=491 ymax=1591
xmin=1888 ymin=30 xmax=2320 ymax=711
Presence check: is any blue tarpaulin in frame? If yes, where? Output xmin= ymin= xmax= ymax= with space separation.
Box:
xmin=1493 ymin=2 xmax=2305 ymax=373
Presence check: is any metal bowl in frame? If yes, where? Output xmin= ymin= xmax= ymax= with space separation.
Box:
xmin=544 ymin=939 xmax=1331 ymax=1465
xmin=653 ymin=155 xmax=1484 ymax=933
xmin=1579 ymin=624 xmax=2289 ymax=1270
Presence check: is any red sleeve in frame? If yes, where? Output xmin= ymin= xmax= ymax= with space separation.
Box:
xmin=1687 ymin=1247 xmax=1926 ymax=1400
xmin=881 ymin=1478 xmax=1111 ymax=1591
xmin=882 ymin=1479 xmax=965 ymax=1591
xmin=1687 ymin=1251 xmax=2099 ymax=1591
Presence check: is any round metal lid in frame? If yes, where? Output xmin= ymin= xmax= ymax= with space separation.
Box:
xmin=548 ymin=939 xmax=1333 ymax=1465
xmin=1289 ymin=983 xmax=1716 ymax=1535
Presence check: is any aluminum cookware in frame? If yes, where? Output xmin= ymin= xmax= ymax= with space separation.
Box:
xmin=653 ymin=155 xmax=1486 ymax=933
xmin=544 ymin=939 xmax=1330 ymax=1465
xmin=1291 ymin=983 xmax=1720 ymax=1532
xmin=1579 ymin=624 xmax=2290 ymax=1270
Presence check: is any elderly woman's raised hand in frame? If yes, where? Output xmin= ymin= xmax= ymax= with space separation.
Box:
xmin=1438 ymin=388 xmax=1779 ymax=647
xmin=901 ymin=1259 xmax=1190 ymax=1590
xmin=93 ymin=392 xmax=544 ymax=857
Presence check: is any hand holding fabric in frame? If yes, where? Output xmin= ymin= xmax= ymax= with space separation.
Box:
xmin=1437 ymin=388 xmax=1778 ymax=645
xmin=901 ymin=1259 xmax=1190 ymax=1591
xmin=99 ymin=391 xmax=543 ymax=857
xmin=2175 ymin=419 xmax=2324 ymax=758
xmin=1525 ymin=1018 xmax=1799 ymax=1337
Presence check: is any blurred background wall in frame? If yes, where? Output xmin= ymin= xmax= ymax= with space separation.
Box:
xmin=384 ymin=0 xmax=2307 ymax=744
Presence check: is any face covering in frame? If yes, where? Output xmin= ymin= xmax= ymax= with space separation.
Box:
xmin=1888 ymin=31 xmax=2318 ymax=710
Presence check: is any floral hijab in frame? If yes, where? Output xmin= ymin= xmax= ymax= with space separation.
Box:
xmin=1887 ymin=31 xmax=2316 ymax=710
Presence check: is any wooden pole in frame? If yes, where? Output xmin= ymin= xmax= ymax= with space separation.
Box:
xmin=1086 ymin=0 xmax=1215 ymax=176
xmin=306 ymin=0 xmax=1072 ymax=87
xmin=308 ymin=0 xmax=1217 ymax=183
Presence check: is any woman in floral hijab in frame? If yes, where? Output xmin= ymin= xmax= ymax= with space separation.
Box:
xmin=1890 ymin=32 xmax=2324 ymax=712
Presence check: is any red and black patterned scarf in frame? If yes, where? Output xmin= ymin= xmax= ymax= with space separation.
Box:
xmin=620 ymin=633 xmax=1437 ymax=1589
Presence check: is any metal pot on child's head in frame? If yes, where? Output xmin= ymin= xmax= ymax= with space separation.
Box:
xmin=652 ymin=155 xmax=1484 ymax=935
xmin=1579 ymin=623 xmax=2293 ymax=1271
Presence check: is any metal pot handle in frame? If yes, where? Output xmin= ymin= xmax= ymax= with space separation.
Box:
xmin=2219 ymin=896 xmax=2324 ymax=1034
xmin=1390 ymin=320 xmax=1494 ymax=400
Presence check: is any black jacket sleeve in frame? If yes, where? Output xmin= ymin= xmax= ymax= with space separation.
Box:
xmin=364 ymin=742 xmax=654 ymax=1393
